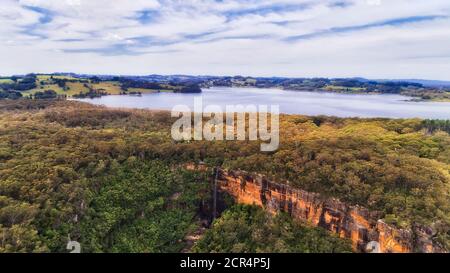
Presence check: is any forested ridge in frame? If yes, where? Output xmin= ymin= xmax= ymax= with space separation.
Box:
xmin=0 ymin=100 xmax=449 ymax=252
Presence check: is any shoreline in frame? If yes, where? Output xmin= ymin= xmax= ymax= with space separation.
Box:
xmin=68 ymin=99 xmax=450 ymax=121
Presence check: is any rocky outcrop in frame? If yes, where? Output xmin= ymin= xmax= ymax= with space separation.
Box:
xmin=214 ymin=168 xmax=446 ymax=253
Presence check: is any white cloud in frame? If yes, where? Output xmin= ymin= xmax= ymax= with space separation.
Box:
xmin=0 ymin=0 xmax=450 ymax=80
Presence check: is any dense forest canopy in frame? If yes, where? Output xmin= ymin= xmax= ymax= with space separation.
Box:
xmin=193 ymin=205 xmax=353 ymax=253
xmin=0 ymin=99 xmax=449 ymax=252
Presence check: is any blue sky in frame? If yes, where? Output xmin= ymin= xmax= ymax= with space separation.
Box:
xmin=1 ymin=0 xmax=450 ymax=80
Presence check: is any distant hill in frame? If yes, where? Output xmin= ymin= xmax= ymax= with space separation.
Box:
xmin=398 ymin=79 xmax=450 ymax=88
xmin=345 ymin=77 xmax=450 ymax=88
xmin=1 ymin=73 xmax=449 ymax=101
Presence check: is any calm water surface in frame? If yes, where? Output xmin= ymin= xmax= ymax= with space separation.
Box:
xmin=75 ymin=87 xmax=450 ymax=119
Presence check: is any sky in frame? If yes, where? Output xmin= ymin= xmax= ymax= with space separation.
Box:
xmin=1 ymin=0 xmax=450 ymax=80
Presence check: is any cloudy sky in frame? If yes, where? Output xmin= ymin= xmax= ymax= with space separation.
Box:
xmin=1 ymin=0 xmax=450 ymax=80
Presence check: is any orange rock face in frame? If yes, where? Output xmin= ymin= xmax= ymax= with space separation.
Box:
xmin=215 ymin=168 xmax=445 ymax=253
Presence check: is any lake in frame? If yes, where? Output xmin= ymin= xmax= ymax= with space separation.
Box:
xmin=75 ymin=87 xmax=450 ymax=119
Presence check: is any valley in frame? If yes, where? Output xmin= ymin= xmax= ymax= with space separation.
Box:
xmin=0 ymin=99 xmax=448 ymax=253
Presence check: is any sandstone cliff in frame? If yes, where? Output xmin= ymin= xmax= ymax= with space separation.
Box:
xmin=214 ymin=168 xmax=445 ymax=253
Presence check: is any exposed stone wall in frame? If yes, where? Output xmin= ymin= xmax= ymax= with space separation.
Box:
xmin=215 ymin=168 xmax=445 ymax=253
